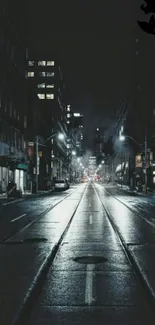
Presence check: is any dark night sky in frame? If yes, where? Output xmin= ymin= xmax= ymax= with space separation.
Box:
xmin=15 ymin=0 xmax=150 ymax=148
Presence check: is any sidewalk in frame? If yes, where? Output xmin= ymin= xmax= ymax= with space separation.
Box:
xmin=0 ymin=184 xmax=77 ymax=206
xmin=0 ymin=189 xmax=53 ymax=206
xmin=116 ymin=183 xmax=155 ymax=197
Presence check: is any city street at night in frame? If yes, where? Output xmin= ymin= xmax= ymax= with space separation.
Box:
xmin=1 ymin=181 xmax=155 ymax=324
xmin=1 ymin=1 xmax=155 ymax=324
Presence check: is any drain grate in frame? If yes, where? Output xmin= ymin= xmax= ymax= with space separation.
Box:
xmin=74 ymin=256 xmax=107 ymax=264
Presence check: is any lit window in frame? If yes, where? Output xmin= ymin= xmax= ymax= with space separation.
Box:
xmin=38 ymin=61 xmax=46 ymax=66
xmin=47 ymin=61 xmax=54 ymax=66
xmin=67 ymin=114 xmax=70 ymax=118
xmin=74 ymin=113 xmax=80 ymax=117
xmin=67 ymin=105 xmax=70 ymax=111
xmin=51 ymin=138 xmax=54 ymax=144
xmin=46 ymin=84 xmax=54 ymax=88
xmin=37 ymin=94 xmax=45 ymax=99
xmin=28 ymin=72 xmax=34 ymax=77
xmin=67 ymin=121 xmax=70 ymax=124
xmin=46 ymin=72 xmax=54 ymax=77
xmin=46 ymin=94 xmax=54 ymax=99
xmin=39 ymin=72 xmax=46 ymax=77
xmin=38 ymin=83 xmax=45 ymax=88
xmin=28 ymin=60 xmax=34 ymax=66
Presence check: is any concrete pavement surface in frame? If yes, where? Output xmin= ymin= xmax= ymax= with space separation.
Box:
xmin=1 ymin=182 xmax=155 ymax=324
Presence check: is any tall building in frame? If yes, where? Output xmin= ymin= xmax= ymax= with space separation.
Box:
xmin=72 ymin=113 xmax=84 ymax=157
xmin=88 ymin=156 xmax=97 ymax=178
xmin=94 ymin=127 xmax=105 ymax=164
xmin=0 ymin=3 xmax=28 ymax=193
xmin=26 ymin=55 xmax=68 ymax=186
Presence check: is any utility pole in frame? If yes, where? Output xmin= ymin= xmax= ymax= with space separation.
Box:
xmin=144 ymin=131 xmax=147 ymax=193
xmin=121 ymin=143 xmax=123 ymax=188
xmin=36 ymin=135 xmax=38 ymax=193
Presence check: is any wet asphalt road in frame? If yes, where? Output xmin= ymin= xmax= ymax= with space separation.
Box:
xmin=0 ymin=186 xmax=78 ymax=242
xmin=1 ymin=182 xmax=155 ymax=324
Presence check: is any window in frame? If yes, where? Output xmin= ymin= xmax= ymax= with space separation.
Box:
xmin=67 ymin=105 xmax=70 ymax=111
xmin=47 ymin=61 xmax=54 ymax=66
xmin=67 ymin=114 xmax=71 ymax=118
xmin=28 ymin=71 xmax=34 ymax=77
xmin=46 ymin=72 xmax=54 ymax=77
xmin=38 ymin=83 xmax=45 ymax=88
xmin=28 ymin=60 xmax=34 ymax=66
xmin=37 ymin=94 xmax=45 ymax=99
xmin=38 ymin=61 xmax=46 ymax=66
xmin=38 ymin=72 xmax=46 ymax=77
xmin=46 ymin=94 xmax=54 ymax=99
xmin=67 ymin=121 xmax=70 ymax=124
xmin=46 ymin=84 xmax=54 ymax=88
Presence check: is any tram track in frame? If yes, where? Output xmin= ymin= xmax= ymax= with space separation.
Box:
xmin=94 ymin=183 xmax=155 ymax=319
xmin=103 ymin=185 xmax=155 ymax=228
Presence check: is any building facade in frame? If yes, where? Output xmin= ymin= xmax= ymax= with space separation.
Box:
xmin=27 ymin=55 xmax=68 ymax=187
xmin=0 ymin=3 xmax=28 ymax=193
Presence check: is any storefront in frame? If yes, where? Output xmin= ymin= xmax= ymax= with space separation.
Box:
xmin=14 ymin=163 xmax=28 ymax=193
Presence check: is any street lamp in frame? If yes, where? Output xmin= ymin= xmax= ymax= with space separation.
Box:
xmin=44 ymin=132 xmax=64 ymax=144
xmin=57 ymin=133 xmax=65 ymax=141
xmin=35 ymin=132 xmax=65 ymax=193
xmin=119 ymin=134 xmax=140 ymax=147
xmin=72 ymin=150 xmax=76 ymax=156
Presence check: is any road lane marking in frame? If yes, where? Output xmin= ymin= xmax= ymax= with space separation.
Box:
xmin=89 ymin=202 xmax=91 ymax=207
xmin=89 ymin=215 xmax=93 ymax=224
xmin=11 ymin=214 xmax=26 ymax=223
xmin=85 ymin=254 xmax=94 ymax=305
xmin=3 ymin=198 xmax=23 ymax=206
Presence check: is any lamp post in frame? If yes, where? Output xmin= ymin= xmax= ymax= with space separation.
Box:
xmin=35 ymin=133 xmax=64 ymax=193
xmin=119 ymin=134 xmax=147 ymax=193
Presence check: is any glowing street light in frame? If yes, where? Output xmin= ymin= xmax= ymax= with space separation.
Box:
xmin=72 ymin=150 xmax=76 ymax=156
xmin=58 ymin=133 xmax=65 ymax=140
xmin=119 ymin=135 xmax=125 ymax=141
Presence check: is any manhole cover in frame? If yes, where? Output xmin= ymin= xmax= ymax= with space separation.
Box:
xmin=74 ymin=256 xmax=107 ymax=264
xmin=23 ymin=238 xmax=48 ymax=243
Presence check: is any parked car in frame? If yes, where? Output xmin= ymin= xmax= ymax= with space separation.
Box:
xmin=54 ymin=179 xmax=69 ymax=191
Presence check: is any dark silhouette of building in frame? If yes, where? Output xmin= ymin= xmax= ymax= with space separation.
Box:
xmin=26 ymin=53 xmax=68 ymax=186
xmin=0 ymin=3 xmax=28 ymax=192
